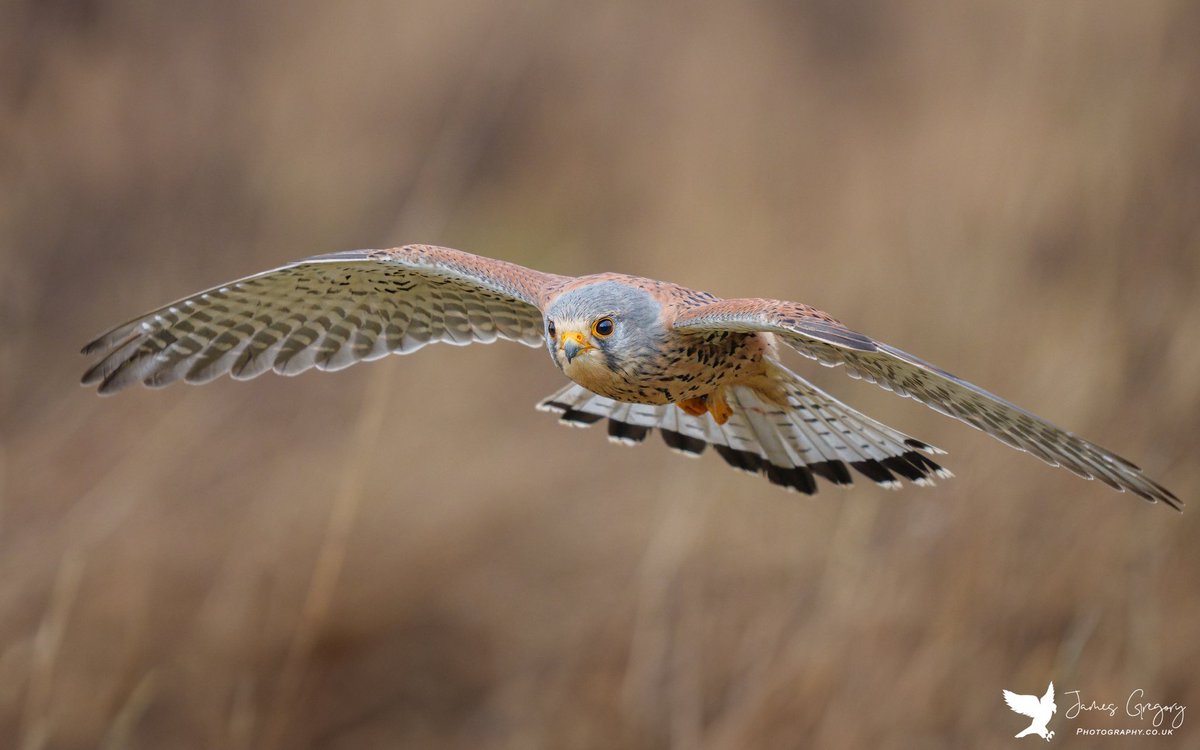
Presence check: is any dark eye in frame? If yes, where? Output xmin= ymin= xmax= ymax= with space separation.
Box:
xmin=547 ymin=321 xmax=556 ymax=337
xmin=592 ymin=317 xmax=615 ymax=337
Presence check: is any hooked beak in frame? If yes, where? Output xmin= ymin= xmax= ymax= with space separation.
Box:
xmin=560 ymin=330 xmax=591 ymax=363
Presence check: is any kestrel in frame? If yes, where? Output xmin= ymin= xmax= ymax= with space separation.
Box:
xmin=81 ymin=245 xmax=1179 ymax=509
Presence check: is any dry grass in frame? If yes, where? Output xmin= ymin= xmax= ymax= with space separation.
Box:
xmin=2 ymin=1 xmax=1198 ymax=747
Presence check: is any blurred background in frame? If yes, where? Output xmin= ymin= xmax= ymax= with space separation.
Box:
xmin=2 ymin=1 xmax=1198 ymax=747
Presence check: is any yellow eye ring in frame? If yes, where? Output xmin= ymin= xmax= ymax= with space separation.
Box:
xmin=592 ymin=317 xmax=615 ymax=338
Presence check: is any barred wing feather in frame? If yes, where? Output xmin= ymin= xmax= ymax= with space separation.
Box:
xmin=673 ymin=298 xmax=1180 ymax=509
xmin=82 ymin=245 xmax=563 ymax=394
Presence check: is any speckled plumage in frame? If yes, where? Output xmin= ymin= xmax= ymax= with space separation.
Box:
xmin=82 ymin=244 xmax=1179 ymax=508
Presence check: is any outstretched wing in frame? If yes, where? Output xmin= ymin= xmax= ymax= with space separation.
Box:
xmin=673 ymin=298 xmax=1180 ymax=509
xmin=1003 ymin=690 xmax=1041 ymax=719
xmin=1042 ymin=682 xmax=1055 ymax=705
xmin=82 ymin=245 xmax=567 ymax=394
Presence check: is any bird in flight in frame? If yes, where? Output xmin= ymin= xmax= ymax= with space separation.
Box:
xmin=1003 ymin=681 xmax=1056 ymax=741
xmin=82 ymin=245 xmax=1179 ymax=508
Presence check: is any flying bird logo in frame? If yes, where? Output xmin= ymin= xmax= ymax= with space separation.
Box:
xmin=1003 ymin=681 xmax=1057 ymax=741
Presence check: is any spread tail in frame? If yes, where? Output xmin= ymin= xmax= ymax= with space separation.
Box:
xmin=538 ymin=359 xmax=950 ymax=494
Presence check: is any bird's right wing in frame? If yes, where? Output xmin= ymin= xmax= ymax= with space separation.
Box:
xmin=1042 ymin=682 xmax=1055 ymax=704
xmin=673 ymin=298 xmax=1180 ymax=509
xmin=1003 ymin=691 xmax=1041 ymax=719
xmin=82 ymin=245 xmax=569 ymax=394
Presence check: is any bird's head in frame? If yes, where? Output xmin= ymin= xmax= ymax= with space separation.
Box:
xmin=544 ymin=281 xmax=664 ymax=381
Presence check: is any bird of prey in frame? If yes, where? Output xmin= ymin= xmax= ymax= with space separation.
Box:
xmin=1003 ymin=682 xmax=1056 ymax=741
xmin=81 ymin=245 xmax=1179 ymax=508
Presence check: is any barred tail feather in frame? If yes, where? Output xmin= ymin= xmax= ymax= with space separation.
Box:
xmin=537 ymin=364 xmax=950 ymax=495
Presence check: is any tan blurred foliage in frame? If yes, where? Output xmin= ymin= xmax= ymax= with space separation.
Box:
xmin=2 ymin=1 xmax=1198 ymax=748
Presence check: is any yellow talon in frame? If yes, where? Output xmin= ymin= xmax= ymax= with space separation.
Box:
xmin=708 ymin=391 xmax=733 ymax=425
xmin=676 ymin=393 xmax=733 ymax=424
xmin=677 ymin=396 xmax=709 ymax=417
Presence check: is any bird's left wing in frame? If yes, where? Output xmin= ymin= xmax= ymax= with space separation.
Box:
xmin=673 ymin=298 xmax=1180 ymax=509
xmin=83 ymin=245 xmax=567 ymax=394
xmin=1003 ymin=690 xmax=1041 ymax=718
